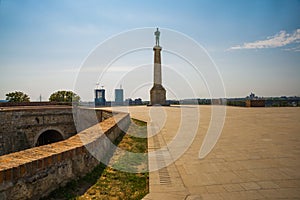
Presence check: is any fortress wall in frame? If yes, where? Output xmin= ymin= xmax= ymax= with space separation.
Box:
xmin=0 ymin=107 xmax=77 ymax=156
xmin=0 ymin=107 xmax=114 ymax=156
xmin=72 ymin=108 xmax=113 ymax=132
xmin=0 ymin=102 xmax=72 ymax=107
xmin=0 ymin=111 xmax=130 ymax=200
xmin=245 ymin=100 xmax=266 ymax=107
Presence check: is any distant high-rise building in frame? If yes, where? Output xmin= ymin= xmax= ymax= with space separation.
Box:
xmin=95 ymin=89 xmax=106 ymax=106
xmin=115 ymin=87 xmax=124 ymax=105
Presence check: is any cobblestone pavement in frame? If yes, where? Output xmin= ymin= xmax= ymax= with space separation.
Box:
xmin=113 ymin=105 xmax=300 ymax=200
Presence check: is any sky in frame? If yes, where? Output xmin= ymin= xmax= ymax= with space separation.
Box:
xmin=0 ymin=0 xmax=299 ymax=101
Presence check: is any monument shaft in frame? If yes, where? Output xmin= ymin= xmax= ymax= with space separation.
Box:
xmin=153 ymin=46 xmax=162 ymax=85
xmin=150 ymin=45 xmax=166 ymax=105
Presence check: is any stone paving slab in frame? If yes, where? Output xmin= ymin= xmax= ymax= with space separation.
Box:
xmin=111 ymin=105 xmax=300 ymax=200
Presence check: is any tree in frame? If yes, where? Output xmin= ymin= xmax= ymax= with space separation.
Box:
xmin=49 ymin=90 xmax=80 ymax=102
xmin=5 ymin=91 xmax=30 ymax=102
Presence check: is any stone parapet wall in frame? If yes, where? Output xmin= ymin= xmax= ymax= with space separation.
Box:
xmin=245 ymin=100 xmax=266 ymax=107
xmin=227 ymin=100 xmax=266 ymax=107
xmin=0 ymin=107 xmax=114 ymax=156
xmin=72 ymin=107 xmax=113 ymax=133
xmin=0 ymin=111 xmax=130 ymax=200
xmin=0 ymin=102 xmax=72 ymax=107
xmin=0 ymin=107 xmax=76 ymax=156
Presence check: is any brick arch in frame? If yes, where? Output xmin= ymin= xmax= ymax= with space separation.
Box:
xmin=34 ymin=127 xmax=65 ymax=147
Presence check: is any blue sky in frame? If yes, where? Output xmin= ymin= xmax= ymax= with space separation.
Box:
xmin=0 ymin=0 xmax=299 ymax=101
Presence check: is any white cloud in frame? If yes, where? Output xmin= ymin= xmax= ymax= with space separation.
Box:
xmin=229 ymin=29 xmax=300 ymax=51
xmin=283 ymin=45 xmax=300 ymax=52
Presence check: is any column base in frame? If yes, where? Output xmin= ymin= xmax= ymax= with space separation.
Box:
xmin=149 ymin=84 xmax=168 ymax=106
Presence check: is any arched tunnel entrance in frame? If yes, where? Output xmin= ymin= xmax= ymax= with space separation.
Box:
xmin=36 ymin=130 xmax=64 ymax=147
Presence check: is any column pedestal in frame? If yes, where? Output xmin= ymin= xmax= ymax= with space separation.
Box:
xmin=150 ymin=84 xmax=167 ymax=106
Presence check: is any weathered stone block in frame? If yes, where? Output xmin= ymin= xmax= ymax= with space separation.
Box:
xmin=37 ymin=159 xmax=43 ymax=170
xmin=0 ymin=171 xmax=4 ymax=184
xmin=150 ymin=84 xmax=166 ymax=105
xmin=44 ymin=157 xmax=52 ymax=168
xmin=30 ymin=160 xmax=38 ymax=174
xmin=4 ymin=169 xmax=12 ymax=182
xmin=12 ymin=167 xmax=19 ymax=182
xmin=19 ymin=165 xmax=26 ymax=178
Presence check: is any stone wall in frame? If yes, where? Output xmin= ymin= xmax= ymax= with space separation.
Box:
xmin=245 ymin=100 xmax=266 ymax=107
xmin=0 ymin=106 xmax=114 ymax=156
xmin=0 ymin=102 xmax=72 ymax=107
xmin=227 ymin=100 xmax=265 ymax=107
xmin=0 ymin=111 xmax=130 ymax=200
xmin=72 ymin=107 xmax=113 ymax=133
xmin=0 ymin=106 xmax=76 ymax=156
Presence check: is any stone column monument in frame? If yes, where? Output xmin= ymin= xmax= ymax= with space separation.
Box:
xmin=150 ymin=28 xmax=167 ymax=106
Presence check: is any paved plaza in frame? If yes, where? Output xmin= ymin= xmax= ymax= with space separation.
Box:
xmin=116 ymin=105 xmax=300 ymax=199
